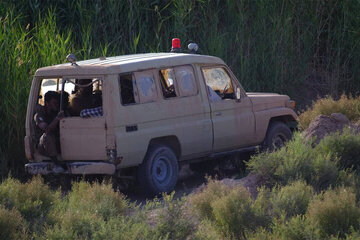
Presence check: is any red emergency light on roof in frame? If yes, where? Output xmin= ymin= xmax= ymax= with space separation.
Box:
xmin=171 ymin=38 xmax=181 ymax=53
xmin=172 ymin=38 xmax=181 ymax=49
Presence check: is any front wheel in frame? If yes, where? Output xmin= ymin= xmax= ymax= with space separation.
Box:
xmin=262 ymin=122 xmax=292 ymax=151
xmin=138 ymin=144 xmax=179 ymax=196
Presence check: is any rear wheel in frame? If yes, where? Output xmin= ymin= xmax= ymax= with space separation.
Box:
xmin=138 ymin=144 xmax=178 ymax=196
xmin=262 ymin=122 xmax=292 ymax=151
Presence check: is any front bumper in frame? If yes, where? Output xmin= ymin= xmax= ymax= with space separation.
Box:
xmin=25 ymin=162 xmax=116 ymax=175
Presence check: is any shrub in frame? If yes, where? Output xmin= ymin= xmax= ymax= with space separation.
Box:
xmin=210 ymin=186 xmax=267 ymax=240
xmin=249 ymin=215 xmax=318 ymax=240
xmin=270 ymin=181 xmax=313 ymax=219
xmin=193 ymin=220 xmax=225 ymax=240
xmin=43 ymin=211 xmax=155 ymax=240
xmin=316 ymin=130 xmax=360 ymax=172
xmin=0 ymin=176 xmax=60 ymax=232
xmin=298 ymin=95 xmax=360 ymax=130
xmin=248 ymin=133 xmax=339 ymax=190
xmin=54 ymin=181 xmax=128 ymax=220
xmin=0 ymin=205 xmax=27 ymax=240
xmin=309 ymin=153 xmax=339 ymax=190
xmin=307 ymin=187 xmax=360 ymax=238
xmin=153 ymin=193 xmax=194 ymax=240
xmin=43 ymin=211 xmax=100 ymax=240
xmin=189 ymin=179 xmax=232 ymax=220
xmin=248 ymin=133 xmax=314 ymax=185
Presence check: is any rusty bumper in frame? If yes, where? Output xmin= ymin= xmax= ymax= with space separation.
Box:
xmin=25 ymin=162 xmax=116 ymax=175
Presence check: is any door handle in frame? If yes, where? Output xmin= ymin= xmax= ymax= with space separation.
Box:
xmin=215 ymin=112 xmax=222 ymax=116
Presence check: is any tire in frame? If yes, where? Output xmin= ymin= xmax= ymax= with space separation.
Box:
xmin=138 ymin=144 xmax=179 ymax=196
xmin=262 ymin=122 xmax=292 ymax=151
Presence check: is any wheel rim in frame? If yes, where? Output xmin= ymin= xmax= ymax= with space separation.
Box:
xmin=271 ymin=133 xmax=287 ymax=149
xmin=152 ymin=154 xmax=173 ymax=187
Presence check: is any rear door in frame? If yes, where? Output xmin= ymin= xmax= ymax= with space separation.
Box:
xmin=59 ymin=77 xmax=107 ymax=160
xmin=202 ymin=66 xmax=256 ymax=151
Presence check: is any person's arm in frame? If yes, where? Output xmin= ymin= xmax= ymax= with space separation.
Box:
xmin=38 ymin=111 xmax=64 ymax=133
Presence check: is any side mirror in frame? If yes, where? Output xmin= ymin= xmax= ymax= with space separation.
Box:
xmin=236 ymin=87 xmax=241 ymax=100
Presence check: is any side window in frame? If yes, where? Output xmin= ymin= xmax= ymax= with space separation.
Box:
xmin=134 ymin=71 xmax=157 ymax=103
xmin=119 ymin=74 xmax=139 ymax=105
xmin=202 ymin=67 xmax=235 ymax=102
xmin=175 ymin=66 xmax=197 ymax=97
xmin=159 ymin=68 xmax=177 ymax=98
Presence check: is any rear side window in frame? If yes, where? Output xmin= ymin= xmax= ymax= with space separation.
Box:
xmin=159 ymin=65 xmax=197 ymax=98
xmin=119 ymin=71 xmax=157 ymax=105
xmin=159 ymin=68 xmax=177 ymax=98
xmin=134 ymin=71 xmax=157 ymax=103
xmin=119 ymin=74 xmax=139 ymax=105
xmin=175 ymin=66 xmax=197 ymax=97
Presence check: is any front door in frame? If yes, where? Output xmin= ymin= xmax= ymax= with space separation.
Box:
xmin=202 ymin=66 xmax=256 ymax=152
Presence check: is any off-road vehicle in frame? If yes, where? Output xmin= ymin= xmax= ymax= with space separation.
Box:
xmin=25 ymin=39 xmax=297 ymax=195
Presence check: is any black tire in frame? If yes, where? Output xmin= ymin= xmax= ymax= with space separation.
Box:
xmin=262 ymin=122 xmax=292 ymax=151
xmin=138 ymin=144 xmax=179 ymax=196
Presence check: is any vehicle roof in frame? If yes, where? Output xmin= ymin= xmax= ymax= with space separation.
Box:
xmin=35 ymin=53 xmax=225 ymax=77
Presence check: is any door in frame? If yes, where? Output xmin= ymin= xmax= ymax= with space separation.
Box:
xmin=60 ymin=117 xmax=107 ymax=160
xmin=202 ymin=66 xmax=256 ymax=151
xmin=59 ymin=77 xmax=107 ymax=160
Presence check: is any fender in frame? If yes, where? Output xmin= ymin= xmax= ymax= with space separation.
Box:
xmin=254 ymin=107 xmax=297 ymax=143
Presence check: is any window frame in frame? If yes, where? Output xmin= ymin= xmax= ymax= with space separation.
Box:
xmin=119 ymin=72 xmax=139 ymax=106
xmin=119 ymin=69 xmax=159 ymax=106
xmin=201 ymin=65 xmax=242 ymax=102
xmin=158 ymin=64 xmax=199 ymax=100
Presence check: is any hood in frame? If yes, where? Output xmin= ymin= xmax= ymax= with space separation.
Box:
xmin=246 ymin=92 xmax=290 ymax=111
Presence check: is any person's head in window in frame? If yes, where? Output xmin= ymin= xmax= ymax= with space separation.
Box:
xmin=44 ymin=91 xmax=60 ymax=115
xmin=77 ymin=79 xmax=93 ymax=96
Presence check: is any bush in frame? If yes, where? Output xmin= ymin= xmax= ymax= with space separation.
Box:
xmin=193 ymin=220 xmax=224 ymax=240
xmin=0 ymin=205 xmax=27 ymax=240
xmin=54 ymin=181 xmax=128 ymax=221
xmin=316 ymin=130 xmax=360 ymax=172
xmin=189 ymin=179 xmax=232 ymax=220
xmin=0 ymin=176 xmax=60 ymax=232
xmin=270 ymin=181 xmax=313 ymax=219
xmin=307 ymin=187 xmax=360 ymax=238
xmin=248 ymin=133 xmax=339 ymax=190
xmin=210 ymin=186 xmax=267 ymax=239
xmin=153 ymin=193 xmax=194 ymax=240
xmin=249 ymin=215 xmax=318 ymax=240
xmin=248 ymin=133 xmax=313 ymax=185
xmin=298 ymin=95 xmax=360 ymax=130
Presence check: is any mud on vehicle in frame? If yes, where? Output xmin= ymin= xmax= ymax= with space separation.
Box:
xmin=25 ymin=39 xmax=297 ymax=195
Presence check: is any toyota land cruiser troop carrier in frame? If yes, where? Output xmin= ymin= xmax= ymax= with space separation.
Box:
xmin=25 ymin=40 xmax=297 ymax=195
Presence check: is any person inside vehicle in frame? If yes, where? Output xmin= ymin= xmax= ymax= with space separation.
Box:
xmin=69 ymin=79 xmax=101 ymax=116
xmin=34 ymin=91 xmax=64 ymax=158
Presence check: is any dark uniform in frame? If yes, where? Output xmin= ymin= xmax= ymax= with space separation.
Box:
xmin=34 ymin=106 xmax=59 ymax=157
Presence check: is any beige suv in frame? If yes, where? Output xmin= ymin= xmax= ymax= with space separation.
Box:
xmin=25 ymin=51 xmax=297 ymax=195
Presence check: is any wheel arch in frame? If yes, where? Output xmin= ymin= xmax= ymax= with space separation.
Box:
xmin=268 ymin=115 xmax=298 ymax=132
xmin=147 ymin=135 xmax=182 ymax=160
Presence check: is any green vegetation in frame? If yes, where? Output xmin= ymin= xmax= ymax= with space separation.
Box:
xmin=4 ymin=1 xmax=360 ymax=238
xmin=2 ymin=0 xmax=360 ymax=177
xmin=3 ymin=136 xmax=360 ymax=239
xmin=298 ymin=95 xmax=360 ymax=130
